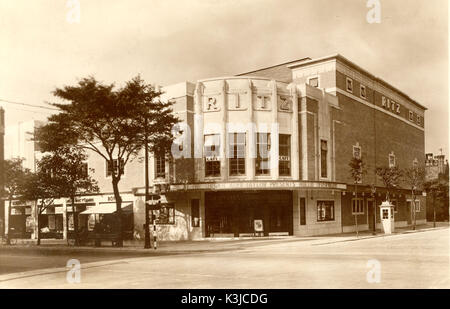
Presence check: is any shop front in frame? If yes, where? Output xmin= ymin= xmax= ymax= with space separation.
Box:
xmin=79 ymin=202 xmax=134 ymax=242
xmin=205 ymin=190 xmax=293 ymax=237
xmin=9 ymin=201 xmax=33 ymax=239
xmin=39 ymin=204 xmax=64 ymax=239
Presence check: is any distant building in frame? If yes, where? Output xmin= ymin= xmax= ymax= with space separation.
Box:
xmin=4 ymin=120 xmax=45 ymax=172
xmin=425 ymin=152 xmax=448 ymax=181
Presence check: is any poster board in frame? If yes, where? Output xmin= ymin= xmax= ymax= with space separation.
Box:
xmin=254 ymin=219 xmax=264 ymax=234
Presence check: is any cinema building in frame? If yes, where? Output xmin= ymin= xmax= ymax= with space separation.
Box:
xmin=3 ymin=54 xmax=428 ymax=241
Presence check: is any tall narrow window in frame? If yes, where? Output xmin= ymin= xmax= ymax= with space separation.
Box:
xmin=229 ymin=133 xmax=246 ymax=176
xmin=352 ymin=198 xmax=364 ymax=214
xmin=360 ymin=85 xmax=367 ymax=99
xmin=81 ymin=163 xmax=89 ymax=177
xmin=279 ymin=134 xmax=291 ymax=176
xmin=106 ymin=158 xmax=124 ymax=177
xmin=204 ymin=134 xmax=221 ymax=177
xmin=320 ymin=140 xmax=328 ymax=178
xmin=191 ymin=199 xmax=200 ymax=227
xmin=389 ymin=152 xmax=396 ymax=168
xmin=256 ymin=133 xmax=270 ymax=175
xmin=353 ymin=144 xmax=361 ymax=159
xmin=155 ymin=155 xmax=166 ymax=178
xmin=346 ymin=77 xmax=353 ymax=93
xmin=300 ymin=198 xmax=306 ymax=225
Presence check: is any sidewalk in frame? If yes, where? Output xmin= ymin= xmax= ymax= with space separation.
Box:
xmin=1 ymin=222 xmax=448 ymax=254
xmin=311 ymin=222 xmax=449 ymax=245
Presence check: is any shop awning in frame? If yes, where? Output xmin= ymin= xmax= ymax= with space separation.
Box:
xmin=80 ymin=203 xmax=133 ymax=215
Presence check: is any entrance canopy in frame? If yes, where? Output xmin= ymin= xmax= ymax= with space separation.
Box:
xmin=80 ymin=203 xmax=133 ymax=215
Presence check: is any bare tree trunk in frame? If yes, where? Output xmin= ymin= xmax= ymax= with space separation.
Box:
xmin=6 ymin=198 xmax=12 ymax=245
xmin=354 ymin=184 xmax=359 ymax=237
xmin=112 ymin=177 xmax=123 ymax=247
xmin=412 ymin=190 xmax=416 ymax=230
xmin=37 ymin=212 xmax=41 ymax=246
xmin=433 ymin=191 xmax=436 ymax=228
xmin=72 ymin=196 xmax=79 ymax=246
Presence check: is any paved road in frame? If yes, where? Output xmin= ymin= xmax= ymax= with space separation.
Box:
xmin=0 ymin=228 xmax=449 ymax=288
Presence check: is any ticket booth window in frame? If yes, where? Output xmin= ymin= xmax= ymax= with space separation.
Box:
xmin=382 ymin=209 xmax=389 ymax=219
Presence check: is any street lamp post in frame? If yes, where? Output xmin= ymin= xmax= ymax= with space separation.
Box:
xmin=371 ymin=185 xmax=377 ymax=235
xmin=144 ymin=114 xmax=151 ymax=249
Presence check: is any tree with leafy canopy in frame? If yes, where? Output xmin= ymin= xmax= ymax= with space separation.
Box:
xmin=403 ymin=165 xmax=425 ymax=230
xmin=18 ymin=163 xmax=61 ymax=245
xmin=375 ymin=166 xmax=403 ymax=202
xmin=1 ymin=158 xmax=29 ymax=245
xmin=35 ymin=76 xmax=179 ymax=247
xmin=348 ymin=156 xmax=366 ymax=237
xmin=37 ymin=146 xmax=99 ymax=245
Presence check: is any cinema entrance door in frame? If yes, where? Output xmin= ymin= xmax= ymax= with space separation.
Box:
xmin=205 ymin=190 xmax=293 ymax=237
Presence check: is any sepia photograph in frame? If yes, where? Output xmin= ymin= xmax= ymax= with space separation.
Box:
xmin=0 ymin=0 xmax=449 ymax=299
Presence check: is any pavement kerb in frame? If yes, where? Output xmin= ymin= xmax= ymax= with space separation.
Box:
xmin=0 ymin=258 xmax=139 ymax=283
xmin=312 ymin=225 xmax=449 ymax=246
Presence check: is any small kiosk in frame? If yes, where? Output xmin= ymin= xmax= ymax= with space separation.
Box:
xmin=379 ymin=201 xmax=395 ymax=234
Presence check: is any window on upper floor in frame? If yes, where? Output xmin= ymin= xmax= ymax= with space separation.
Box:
xmin=320 ymin=140 xmax=328 ymax=178
xmin=81 ymin=162 xmax=89 ymax=177
xmin=360 ymin=84 xmax=367 ymax=99
xmin=353 ymin=144 xmax=361 ymax=160
xmin=228 ymin=132 xmax=246 ymax=176
xmin=256 ymin=133 xmax=270 ymax=175
xmin=346 ymin=77 xmax=353 ymax=93
xmin=308 ymin=77 xmax=319 ymax=88
xmin=204 ymin=134 xmax=221 ymax=177
xmin=106 ymin=158 xmax=124 ymax=177
xmin=389 ymin=153 xmax=396 ymax=168
xmin=279 ymin=134 xmax=291 ymax=176
xmin=155 ymin=155 xmax=166 ymax=179
xmin=417 ymin=115 xmax=421 ymax=125
xmin=409 ymin=111 xmax=414 ymax=121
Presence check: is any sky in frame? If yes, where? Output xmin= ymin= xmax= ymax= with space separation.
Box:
xmin=0 ymin=0 xmax=448 ymax=157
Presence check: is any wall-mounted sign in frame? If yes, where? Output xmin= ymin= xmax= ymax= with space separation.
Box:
xmin=381 ymin=96 xmax=401 ymax=114
xmin=279 ymin=155 xmax=290 ymax=161
xmin=170 ymin=181 xmax=347 ymax=191
xmin=205 ymin=156 xmax=220 ymax=162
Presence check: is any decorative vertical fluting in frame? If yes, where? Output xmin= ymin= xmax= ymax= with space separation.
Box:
xmin=290 ymin=84 xmax=300 ymax=180
xmin=270 ymin=80 xmax=279 ymax=180
xmin=300 ymin=96 xmax=308 ymax=180
xmin=246 ymin=79 xmax=255 ymax=180
xmin=220 ymin=79 xmax=228 ymax=181
xmin=193 ymin=82 xmax=204 ymax=182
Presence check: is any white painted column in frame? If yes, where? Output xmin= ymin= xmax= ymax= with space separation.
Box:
xmin=4 ymin=201 xmax=9 ymax=238
xmin=194 ymin=82 xmax=204 ymax=182
xmin=62 ymin=199 xmax=67 ymax=240
xmin=290 ymin=84 xmax=300 ymax=180
xmin=270 ymin=80 xmax=279 ymax=180
xmin=220 ymin=80 xmax=228 ymax=181
xmin=300 ymin=97 xmax=308 ymax=181
xmin=246 ymin=79 xmax=255 ymax=180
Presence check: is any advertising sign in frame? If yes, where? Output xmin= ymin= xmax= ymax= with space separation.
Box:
xmin=254 ymin=219 xmax=264 ymax=232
